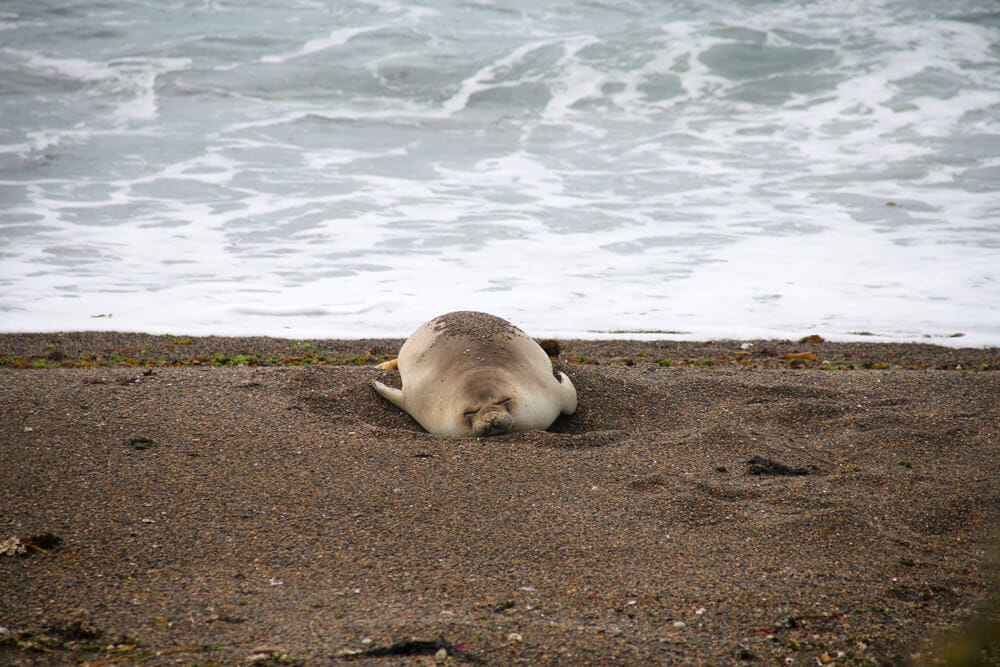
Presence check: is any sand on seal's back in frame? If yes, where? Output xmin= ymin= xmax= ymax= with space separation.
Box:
xmin=429 ymin=311 xmax=521 ymax=344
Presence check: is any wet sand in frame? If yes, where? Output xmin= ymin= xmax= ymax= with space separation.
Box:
xmin=1 ymin=333 xmax=998 ymax=665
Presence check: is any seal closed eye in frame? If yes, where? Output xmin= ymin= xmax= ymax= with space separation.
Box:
xmin=372 ymin=311 xmax=577 ymax=438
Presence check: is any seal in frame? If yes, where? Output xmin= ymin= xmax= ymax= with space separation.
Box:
xmin=372 ymin=311 xmax=577 ymax=437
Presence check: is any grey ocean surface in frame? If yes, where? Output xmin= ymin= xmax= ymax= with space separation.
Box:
xmin=1 ymin=1 xmax=999 ymax=343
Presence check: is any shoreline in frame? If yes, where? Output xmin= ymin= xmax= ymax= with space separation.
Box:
xmin=2 ymin=332 xmax=998 ymax=665
xmin=2 ymin=332 xmax=999 ymax=371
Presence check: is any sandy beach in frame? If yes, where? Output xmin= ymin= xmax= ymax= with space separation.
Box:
xmin=1 ymin=333 xmax=998 ymax=666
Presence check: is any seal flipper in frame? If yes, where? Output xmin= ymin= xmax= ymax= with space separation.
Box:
xmin=372 ymin=380 xmax=407 ymax=411
xmin=555 ymin=371 xmax=578 ymax=415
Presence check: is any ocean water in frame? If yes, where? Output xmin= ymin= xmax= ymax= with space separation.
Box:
xmin=1 ymin=1 xmax=999 ymax=345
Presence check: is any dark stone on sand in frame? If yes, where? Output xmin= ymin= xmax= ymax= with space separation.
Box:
xmin=746 ymin=455 xmax=811 ymax=476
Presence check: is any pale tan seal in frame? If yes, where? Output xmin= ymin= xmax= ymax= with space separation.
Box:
xmin=372 ymin=311 xmax=577 ymax=437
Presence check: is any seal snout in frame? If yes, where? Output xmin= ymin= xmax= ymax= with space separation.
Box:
xmin=471 ymin=405 xmax=513 ymax=437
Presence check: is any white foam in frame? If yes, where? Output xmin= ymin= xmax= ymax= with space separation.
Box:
xmin=5 ymin=48 xmax=188 ymax=124
xmin=259 ymin=26 xmax=374 ymax=64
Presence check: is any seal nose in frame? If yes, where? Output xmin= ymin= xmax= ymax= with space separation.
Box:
xmin=472 ymin=405 xmax=513 ymax=437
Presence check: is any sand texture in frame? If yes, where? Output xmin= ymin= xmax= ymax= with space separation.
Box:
xmin=1 ymin=333 xmax=998 ymax=666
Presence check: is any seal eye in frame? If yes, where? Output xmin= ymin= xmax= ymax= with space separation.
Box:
xmin=463 ymin=409 xmax=477 ymax=424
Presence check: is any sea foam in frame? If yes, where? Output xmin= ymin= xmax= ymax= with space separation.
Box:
xmin=1 ymin=0 xmax=997 ymax=345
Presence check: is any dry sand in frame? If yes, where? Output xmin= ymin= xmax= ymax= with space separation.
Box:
xmin=1 ymin=333 xmax=998 ymax=666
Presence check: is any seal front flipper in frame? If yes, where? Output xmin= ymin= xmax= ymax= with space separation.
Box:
xmin=372 ymin=379 xmax=406 ymax=411
xmin=377 ymin=358 xmax=398 ymax=371
xmin=555 ymin=371 xmax=578 ymax=415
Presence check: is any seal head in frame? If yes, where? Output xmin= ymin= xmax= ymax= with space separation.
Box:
xmin=469 ymin=402 xmax=514 ymax=437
